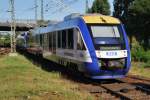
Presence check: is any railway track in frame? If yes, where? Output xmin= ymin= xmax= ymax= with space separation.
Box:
xmin=19 ymin=50 xmax=150 ymax=100
xmin=0 ymin=48 xmax=10 ymax=56
xmin=100 ymin=82 xmax=150 ymax=100
xmin=81 ymin=78 xmax=150 ymax=100
xmin=127 ymin=75 xmax=150 ymax=83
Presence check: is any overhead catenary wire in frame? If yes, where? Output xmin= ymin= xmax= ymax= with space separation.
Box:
xmin=53 ymin=0 xmax=77 ymax=13
xmin=35 ymin=0 xmax=38 ymax=23
xmin=44 ymin=0 xmax=79 ymax=15
xmin=1 ymin=0 xmax=82 ymax=22
xmin=41 ymin=0 xmax=44 ymax=20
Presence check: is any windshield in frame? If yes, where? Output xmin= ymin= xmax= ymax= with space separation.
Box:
xmin=91 ymin=26 xmax=120 ymax=38
xmin=88 ymin=25 xmax=125 ymax=50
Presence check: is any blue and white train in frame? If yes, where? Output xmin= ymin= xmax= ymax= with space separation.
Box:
xmin=17 ymin=14 xmax=131 ymax=79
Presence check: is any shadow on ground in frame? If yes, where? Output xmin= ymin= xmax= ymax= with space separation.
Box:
xmin=18 ymin=50 xmax=117 ymax=85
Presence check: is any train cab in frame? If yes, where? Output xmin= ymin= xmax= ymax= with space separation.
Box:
xmin=80 ymin=14 xmax=131 ymax=79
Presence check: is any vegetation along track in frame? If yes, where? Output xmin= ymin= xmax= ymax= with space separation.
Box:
xmin=18 ymin=50 xmax=150 ymax=100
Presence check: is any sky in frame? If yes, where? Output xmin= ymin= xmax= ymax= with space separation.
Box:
xmin=0 ymin=0 xmax=114 ymax=21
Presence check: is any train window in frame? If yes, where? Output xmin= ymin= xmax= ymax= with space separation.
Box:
xmin=66 ymin=30 xmax=68 ymax=49
xmin=76 ymin=29 xmax=86 ymax=50
xmin=57 ymin=31 xmax=62 ymax=48
xmin=49 ymin=33 xmax=52 ymax=51
xmin=68 ymin=29 xmax=74 ymax=49
xmin=62 ymin=30 xmax=66 ymax=48
xmin=35 ymin=35 xmax=37 ymax=46
xmin=42 ymin=34 xmax=44 ymax=49
xmin=45 ymin=33 xmax=49 ymax=51
xmin=40 ymin=34 xmax=42 ymax=46
xmin=43 ymin=34 xmax=46 ymax=50
xmin=37 ymin=35 xmax=40 ymax=45
xmin=91 ymin=26 xmax=120 ymax=38
xmin=53 ymin=32 xmax=56 ymax=52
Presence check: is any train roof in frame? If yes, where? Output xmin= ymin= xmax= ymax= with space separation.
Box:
xmin=82 ymin=14 xmax=120 ymax=24
xmin=65 ymin=13 xmax=120 ymax=24
xmin=32 ymin=13 xmax=121 ymax=35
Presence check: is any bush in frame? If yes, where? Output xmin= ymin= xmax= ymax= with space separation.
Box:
xmin=131 ymin=36 xmax=150 ymax=62
xmin=131 ymin=47 xmax=150 ymax=62
xmin=142 ymin=50 xmax=150 ymax=62
xmin=131 ymin=40 xmax=145 ymax=61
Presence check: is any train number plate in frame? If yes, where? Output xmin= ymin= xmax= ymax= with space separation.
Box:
xmin=96 ymin=50 xmax=127 ymax=58
xmin=106 ymin=51 xmax=117 ymax=56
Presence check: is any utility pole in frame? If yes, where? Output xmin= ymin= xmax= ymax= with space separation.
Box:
xmin=86 ymin=0 xmax=89 ymax=13
xmin=35 ymin=0 xmax=38 ymax=24
xmin=39 ymin=0 xmax=44 ymax=26
xmin=9 ymin=0 xmax=16 ymax=54
xmin=41 ymin=0 xmax=44 ymax=21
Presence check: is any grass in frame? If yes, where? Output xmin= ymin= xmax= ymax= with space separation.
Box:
xmin=0 ymin=54 xmax=93 ymax=100
xmin=129 ymin=62 xmax=150 ymax=78
xmin=2 ymin=53 xmax=150 ymax=100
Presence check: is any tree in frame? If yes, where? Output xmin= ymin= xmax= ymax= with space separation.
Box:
xmin=113 ymin=0 xmax=134 ymax=23
xmin=0 ymin=33 xmax=10 ymax=47
xmin=127 ymin=0 xmax=150 ymax=49
xmin=113 ymin=0 xmax=150 ymax=49
xmin=88 ymin=0 xmax=110 ymax=15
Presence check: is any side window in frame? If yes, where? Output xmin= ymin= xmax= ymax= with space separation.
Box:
xmin=43 ymin=34 xmax=46 ymax=50
xmin=37 ymin=35 xmax=40 ymax=46
xmin=45 ymin=33 xmax=49 ymax=51
xmin=76 ymin=28 xmax=86 ymax=50
xmin=62 ymin=30 xmax=66 ymax=48
xmin=34 ymin=35 xmax=38 ymax=47
xmin=42 ymin=34 xmax=44 ymax=49
xmin=57 ymin=31 xmax=61 ymax=48
xmin=40 ymin=34 xmax=43 ymax=47
xmin=53 ymin=32 xmax=56 ymax=52
xmin=49 ymin=32 xmax=52 ymax=51
xmin=68 ymin=29 xmax=74 ymax=49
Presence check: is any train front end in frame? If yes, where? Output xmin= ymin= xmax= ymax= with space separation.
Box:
xmin=82 ymin=15 xmax=131 ymax=79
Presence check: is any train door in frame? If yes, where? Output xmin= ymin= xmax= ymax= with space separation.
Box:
xmin=74 ymin=28 xmax=86 ymax=51
xmin=74 ymin=28 xmax=87 ymax=72
xmin=74 ymin=28 xmax=86 ymax=57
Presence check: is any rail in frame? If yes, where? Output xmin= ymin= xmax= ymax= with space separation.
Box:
xmin=0 ymin=48 xmax=10 ymax=55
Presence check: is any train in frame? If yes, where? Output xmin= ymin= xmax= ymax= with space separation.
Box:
xmin=17 ymin=13 xmax=131 ymax=79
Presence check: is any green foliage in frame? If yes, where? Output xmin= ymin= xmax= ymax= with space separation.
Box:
xmin=113 ymin=0 xmax=150 ymax=50
xmin=127 ymin=0 xmax=150 ymax=49
xmin=131 ymin=37 xmax=150 ymax=63
xmin=142 ymin=50 xmax=150 ymax=63
xmin=0 ymin=33 xmax=10 ymax=47
xmin=131 ymin=42 xmax=144 ymax=62
xmin=88 ymin=0 xmax=110 ymax=15
xmin=113 ymin=0 xmax=133 ymax=21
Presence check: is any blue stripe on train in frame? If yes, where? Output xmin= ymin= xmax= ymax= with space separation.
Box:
xmin=120 ymin=24 xmax=131 ymax=74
